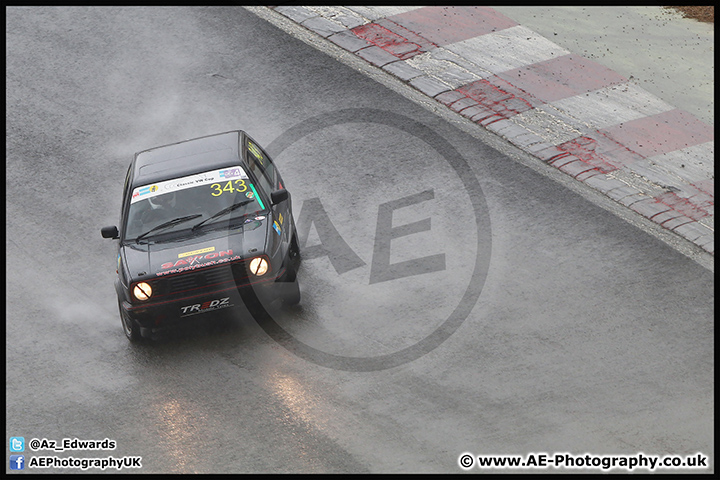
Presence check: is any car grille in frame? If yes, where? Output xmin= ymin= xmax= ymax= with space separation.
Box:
xmin=152 ymin=261 xmax=253 ymax=297
xmin=168 ymin=266 xmax=234 ymax=292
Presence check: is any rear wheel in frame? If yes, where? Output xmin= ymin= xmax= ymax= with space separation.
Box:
xmin=119 ymin=299 xmax=143 ymax=342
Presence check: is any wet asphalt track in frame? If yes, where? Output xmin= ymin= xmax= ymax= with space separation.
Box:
xmin=6 ymin=7 xmax=714 ymax=473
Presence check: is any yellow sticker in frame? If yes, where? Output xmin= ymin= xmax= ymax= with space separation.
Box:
xmin=248 ymin=141 xmax=265 ymax=164
xmin=248 ymin=141 xmax=261 ymax=157
xmin=178 ymin=246 xmax=215 ymax=258
xmin=278 ymin=213 xmax=283 ymax=225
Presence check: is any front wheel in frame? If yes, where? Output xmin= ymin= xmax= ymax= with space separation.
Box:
xmin=119 ymin=300 xmax=143 ymax=342
xmin=289 ymin=232 xmax=301 ymax=271
xmin=282 ymin=278 xmax=301 ymax=306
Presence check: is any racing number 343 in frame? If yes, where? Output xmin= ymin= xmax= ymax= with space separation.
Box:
xmin=210 ymin=180 xmax=247 ymax=196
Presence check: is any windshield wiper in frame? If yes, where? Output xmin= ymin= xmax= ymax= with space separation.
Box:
xmin=191 ymin=200 xmax=253 ymax=232
xmin=135 ymin=214 xmax=202 ymax=243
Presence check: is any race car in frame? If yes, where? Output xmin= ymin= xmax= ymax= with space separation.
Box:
xmin=101 ymin=130 xmax=301 ymax=341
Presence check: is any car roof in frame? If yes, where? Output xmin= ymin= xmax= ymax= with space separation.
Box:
xmin=131 ymin=130 xmax=247 ymax=188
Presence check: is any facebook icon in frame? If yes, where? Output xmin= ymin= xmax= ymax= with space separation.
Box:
xmin=10 ymin=455 xmax=24 ymax=470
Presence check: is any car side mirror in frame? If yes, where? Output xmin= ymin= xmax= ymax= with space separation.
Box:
xmin=101 ymin=226 xmax=119 ymax=239
xmin=270 ymin=189 xmax=289 ymax=205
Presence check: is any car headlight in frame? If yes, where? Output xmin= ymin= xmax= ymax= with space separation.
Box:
xmin=133 ymin=282 xmax=153 ymax=301
xmin=249 ymin=257 xmax=269 ymax=276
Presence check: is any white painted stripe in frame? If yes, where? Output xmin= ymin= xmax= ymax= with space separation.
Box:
xmin=307 ymin=7 xmax=367 ymax=29
xmin=644 ymin=141 xmax=715 ymax=186
xmin=444 ymin=25 xmax=570 ymax=75
xmin=406 ymin=50 xmax=486 ymax=89
xmin=344 ymin=6 xmax=423 ymax=23
xmin=550 ymin=82 xmax=675 ymax=130
xmin=511 ymin=106 xmax=584 ymax=145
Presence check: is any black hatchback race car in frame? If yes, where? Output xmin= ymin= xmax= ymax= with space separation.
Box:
xmin=101 ymin=130 xmax=300 ymax=341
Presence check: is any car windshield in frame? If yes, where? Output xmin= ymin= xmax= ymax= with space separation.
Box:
xmin=125 ymin=166 xmax=266 ymax=241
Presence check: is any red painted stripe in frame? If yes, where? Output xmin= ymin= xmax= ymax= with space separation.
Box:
xmin=655 ymin=191 xmax=711 ymax=221
xmin=694 ymin=180 xmax=713 ymax=197
xmin=456 ymin=76 xmax=542 ymax=120
xmin=387 ymin=7 xmax=518 ymax=45
xmin=374 ymin=18 xmax=438 ymax=55
xmin=496 ymin=54 xmax=627 ymax=103
xmin=352 ymin=23 xmax=423 ymax=60
xmin=602 ymin=109 xmax=714 ymax=158
xmin=557 ymin=133 xmax=643 ymax=172
xmin=351 ymin=7 xmax=518 ymax=61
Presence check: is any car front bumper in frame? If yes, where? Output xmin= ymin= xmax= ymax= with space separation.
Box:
xmin=123 ymin=270 xmax=287 ymax=336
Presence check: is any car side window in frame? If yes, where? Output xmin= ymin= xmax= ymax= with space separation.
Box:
xmin=120 ymin=165 xmax=132 ymax=221
xmin=245 ymin=138 xmax=278 ymax=196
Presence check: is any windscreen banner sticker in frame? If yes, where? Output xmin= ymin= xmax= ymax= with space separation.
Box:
xmin=131 ymin=166 xmax=248 ymax=203
xmin=136 ymin=185 xmax=159 ymax=197
xmin=219 ymin=167 xmax=244 ymax=179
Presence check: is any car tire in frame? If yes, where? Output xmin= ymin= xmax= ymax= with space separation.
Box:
xmin=289 ymin=232 xmax=301 ymax=270
xmin=282 ymin=232 xmax=301 ymax=306
xmin=282 ymin=277 xmax=301 ymax=306
xmin=119 ymin=300 xmax=143 ymax=343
